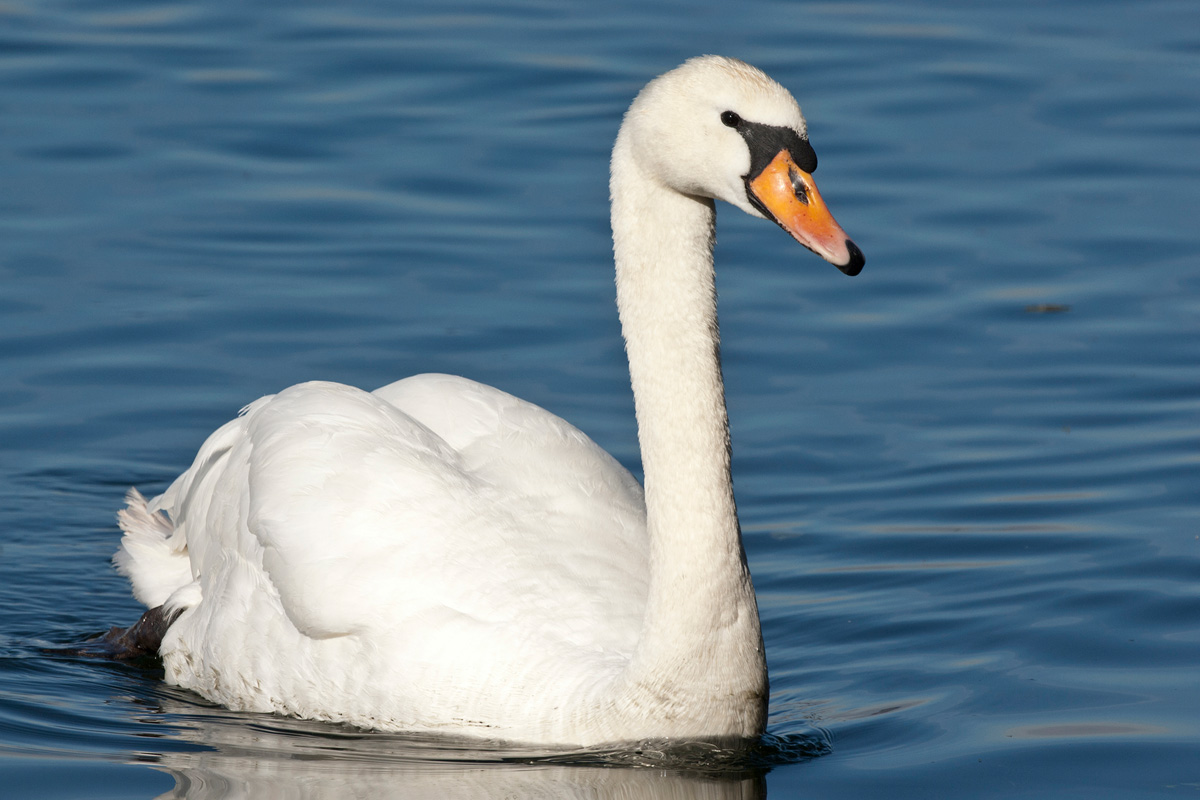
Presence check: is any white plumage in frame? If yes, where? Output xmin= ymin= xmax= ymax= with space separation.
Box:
xmin=115 ymin=56 xmax=861 ymax=746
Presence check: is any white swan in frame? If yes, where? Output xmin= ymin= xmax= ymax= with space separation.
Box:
xmin=113 ymin=55 xmax=863 ymax=747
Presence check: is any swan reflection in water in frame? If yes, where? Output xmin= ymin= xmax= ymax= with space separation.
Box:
xmin=128 ymin=688 xmax=826 ymax=800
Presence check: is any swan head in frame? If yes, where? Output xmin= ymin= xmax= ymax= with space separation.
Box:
xmin=616 ymin=55 xmax=864 ymax=276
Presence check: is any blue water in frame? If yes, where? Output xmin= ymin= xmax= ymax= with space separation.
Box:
xmin=2 ymin=0 xmax=1198 ymax=796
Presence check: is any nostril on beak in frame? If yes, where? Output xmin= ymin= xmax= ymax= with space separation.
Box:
xmin=787 ymin=165 xmax=810 ymax=206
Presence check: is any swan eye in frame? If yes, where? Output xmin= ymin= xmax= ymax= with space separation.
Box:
xmin=720 ymin=111 xmax=742 ymax=128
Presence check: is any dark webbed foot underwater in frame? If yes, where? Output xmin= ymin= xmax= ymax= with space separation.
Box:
xmin=53 ymin=605 xmax=176 ymax=663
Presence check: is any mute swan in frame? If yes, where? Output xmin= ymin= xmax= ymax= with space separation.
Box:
xmin=112 ymin=55 xmax=863 ymax=746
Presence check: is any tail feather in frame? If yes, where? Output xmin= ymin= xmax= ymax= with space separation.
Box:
xmin=115 ymin=488 xmax=193 ymax=609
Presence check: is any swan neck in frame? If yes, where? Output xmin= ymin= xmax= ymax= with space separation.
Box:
xmin=613 ymin=183 xmax=734 ymax=557
xmin=609 ymin=139 xmax=766 ymax=732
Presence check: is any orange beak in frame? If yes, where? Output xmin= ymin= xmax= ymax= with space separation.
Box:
xmin=747 ymin=150 xmax=864 ymax=276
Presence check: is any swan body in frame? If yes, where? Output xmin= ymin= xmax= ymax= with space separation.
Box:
xmin=115 ymin=55 xmax=862 ymax=746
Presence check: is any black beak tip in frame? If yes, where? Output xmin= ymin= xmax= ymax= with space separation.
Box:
xmin=838 ymin=239 xmax=865 ymax=276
